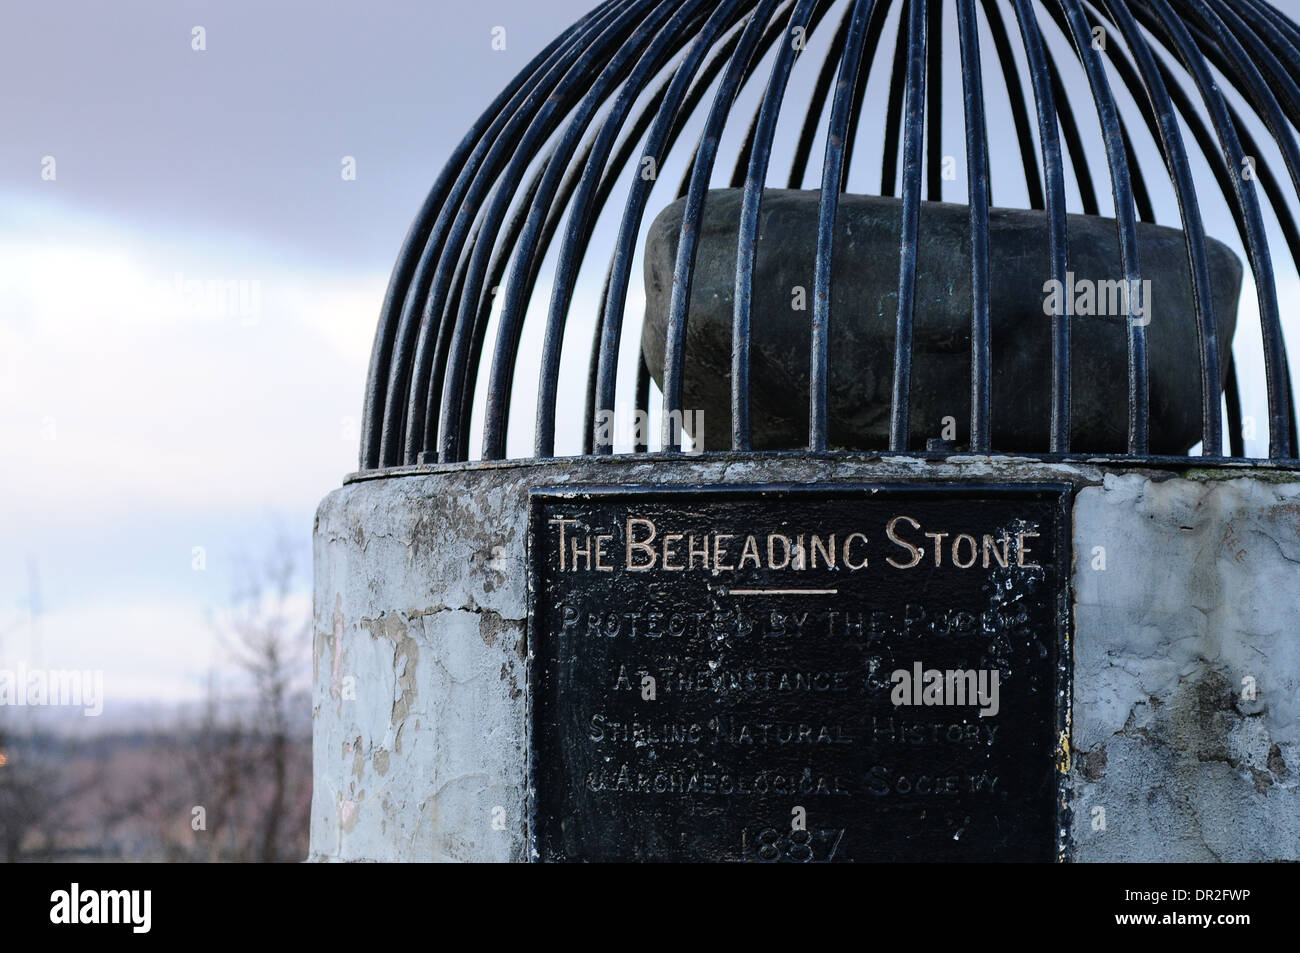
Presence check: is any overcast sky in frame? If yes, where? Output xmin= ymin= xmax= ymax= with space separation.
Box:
xmin=0 ymin=0 xmax=602 ymax=706
xmin=2 ymin=0 xmax=1296 ymax=709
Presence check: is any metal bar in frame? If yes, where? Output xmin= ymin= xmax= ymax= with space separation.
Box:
xmin=1240 ymin=0 xmax=1300 ymax=56
xmin=841 ymin=0 xmax=895 ymax=189
xmin=365 ymin=0 xmax=1300 ymax=472
xmin=440 ymin=219 xmax=491 ymax=462
xmin=1143 ymin=15 xmax=1300 ymax=466
xmin=1149 ymin=9 xmax=1300 ymax=467
xmin=1117 ymin=120 xmax=1156 ymax=223
xmin=1039 ymin=2 xmax=1155 ymax=223
xmin=441 ymin=1 xmax=668 ymax=463
xmin=401 ymin=2 xmax=633 ymax=465
xmin=1187 ymin=0 xmax=1300 ymax=458
xmin=1130 ymin=17 xmax=1300 ymax=481
xmin=673 ymin=2 xmax=799 ymax=201
xmin=582 ymin=265 xmax=614 ymax=456
xmin=889 ymin=0 xmax=927 ymax=451
xmin=449 ymin=0 xmax=672 ymax=462
xmin=1121 ymin=2 xmax=1249 ymax=242
xmin=728 ymin=0 xmax=837 ymax=189
xmin=733 ymin=0 xmax=825 ymax=451
xmin=471 ymin=150 xmax=561 ymax=460
xmin=662 ymin=0 xmax=783 ymax=452
xmin=926 ymin=0 xmax=944 ymax=202
xmin=488 ymin=41 xmax=692 ymax=460
xmin=1043 ymin=3 xmax=1159 ymax=224
xmin=1042 ymin=46 xmax=1101 ymax=215
xmin=1288 ymin=364 xmax=1299 ymax=458
xmin=1226 ymin=0 xmax=1300 ymax=124
xmin=378 ymin=4 xmax=618 ymax=467
xmin=958 ymin=0 xmax=992 ymax=452
xmin=1078 ymin=4 xmax=1184 ymax=202
xmin=472 ymin=95 xmax=640 ymax=459
xmin=523 ymin=64 xmax=683 ymax=459
xmin=634 ymin=351 xmax=651 ymax=453
xmin=728 ymin=104 xmax=766 ymax=190
xmin=1009 ymin=0 xmax=1071 ymax=452
xmin=1226 ymin=356 xmax=1245 ymax=457
xmin=811 ymin=0 xmax=877 ymax=451
xmin=880 ymin=0 xmax=912 ymax=197
xmin=361 ymin=7 xmax=598 ymax=470
xmin=574 ymin=58 xmax=728 ymax=457
xmin=593 ymin=0 xmax=754 ymax=456
xmin=1143 ymin=0 xmax=1293 ymax=458
xmin=978 ymin=0 xmax=1045 ymax=210
xmin=1054 ymin=0 xmax=1149 ymax=455
xmin=530 ymin=0 xmax=710 ymax=459
xmin=1256 ymin=7 xmax=1300 ymax=116
xmin=787 ymin=2 xmax=855 ymax=189
xmin=1095 ymin=0 xmax=1223 ymax=455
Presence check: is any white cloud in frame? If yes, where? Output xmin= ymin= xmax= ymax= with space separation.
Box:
xmin=0 ymin=600 xmax=218 ymax=705
xmin=0 ymin=210 xmax=360 ymax=701
xmin=0 ymin=216 xmax=385 ymax=525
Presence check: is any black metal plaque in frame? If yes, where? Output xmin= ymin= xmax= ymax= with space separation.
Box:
xmin=528 ymin=484 xmax=1071 ymax=862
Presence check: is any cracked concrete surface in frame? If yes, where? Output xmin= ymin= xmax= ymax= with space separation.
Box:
xmin=309 ymin=454 xmax=1300 ymax=861
xmin=1071 ymin=473 xmax=1300 ymax=860
xmin=311 ymin=464 xmax=529 ymax=862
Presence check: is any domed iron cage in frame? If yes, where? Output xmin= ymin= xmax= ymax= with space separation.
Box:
xmin=359 ymin=0 xmax=1300 ymax=472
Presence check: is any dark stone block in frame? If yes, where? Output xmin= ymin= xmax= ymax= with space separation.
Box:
xmin=641 ymin=189 xmax=1241 ymax=453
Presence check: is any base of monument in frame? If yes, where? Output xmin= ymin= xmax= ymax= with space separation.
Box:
xmin=309 ymin=453 xmax=1300 ymax=862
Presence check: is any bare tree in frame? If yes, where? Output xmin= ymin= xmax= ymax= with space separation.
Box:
xmin=0 ymin=563 xmax=80 ymax=862
xmin=0 ymin=535 xmax=313 ymax=863
xmin=215 ymin=534 xmax=312 ymax=862
xmin=0 ymin=721 xmax=50 ymax=861
xmin=99 ymin=533 xmax=312 ymax=863
xmin=0 ymin=714 xmax=101 ymax=861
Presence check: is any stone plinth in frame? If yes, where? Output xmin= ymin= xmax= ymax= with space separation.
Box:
xmin=310 ymin=455 xmax=1299 ymax=862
